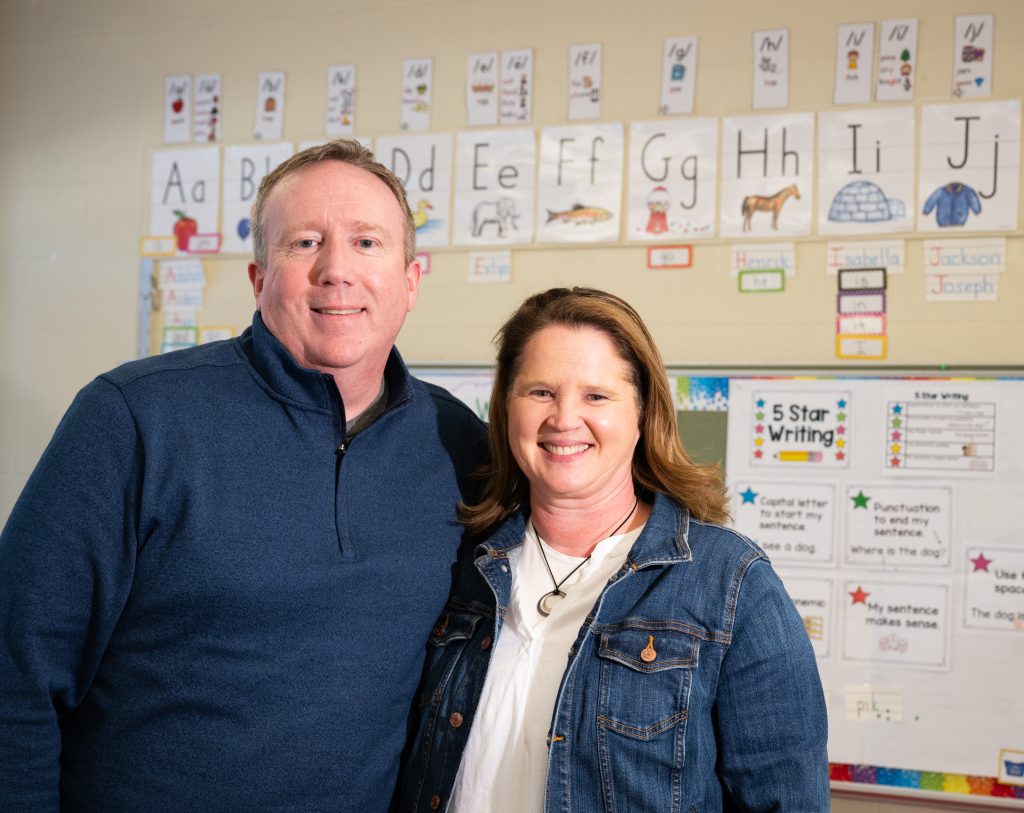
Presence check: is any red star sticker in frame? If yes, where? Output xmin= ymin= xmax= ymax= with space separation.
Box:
xmin=850 ymin=585 xmax=870 ymax=604
xmin=754 ymin=449 xmax=764 ymax=459
xmin=971 ymin=552 xmax=992 ymax=572
xmin=835 ymin=450 xmax=845 ymax=461
xmin=890 ymin=456 xmax=901 ymax=467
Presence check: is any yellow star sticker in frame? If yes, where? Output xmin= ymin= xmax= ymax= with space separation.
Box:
xmin=891 ymin=443 xmax=901 ymax=453
xmin=836 ymin=439 xmax=846 ymax=448
xmin=754 ymin=437 xmax=763 ymax=446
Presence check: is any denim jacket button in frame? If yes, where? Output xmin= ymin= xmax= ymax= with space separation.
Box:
xmin=480 ymin=636 xmax=493 ymax=651
xmin=449 ymin=711 xmax=465 ymax=728
xmin=430 ymin=794 xmax=442 ymax=810
xmin=641 ymin=635 xmax=658 ymax=663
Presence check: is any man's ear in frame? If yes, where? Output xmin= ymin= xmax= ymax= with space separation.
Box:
xmin=404 ymin=257 xmax=422 ymax=312
xmin=248 ymin=262 xmax=265 ymax=305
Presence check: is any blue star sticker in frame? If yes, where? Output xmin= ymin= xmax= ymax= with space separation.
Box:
xmin=837 ymin=399 xmax=847 ymax=409
xmin=756 ymin=398 xmax=765 ymax=408
xmin=740 ymin=487 xmax=758 ymax=504
xmin=892 ymin=404 xmax=903 ymax=414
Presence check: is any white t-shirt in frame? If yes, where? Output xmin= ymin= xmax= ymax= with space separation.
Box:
xmin=449 ymin=519 xmax=644 ymax=812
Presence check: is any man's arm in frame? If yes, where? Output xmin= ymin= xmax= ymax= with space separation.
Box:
xmin=0 ymin=378 xmax=140 ymax=808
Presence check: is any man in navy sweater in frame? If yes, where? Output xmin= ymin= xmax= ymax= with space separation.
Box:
xmin=0 ymin=141 xmax=488 ymax=810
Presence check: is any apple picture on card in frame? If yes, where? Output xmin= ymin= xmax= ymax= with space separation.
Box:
xmin=171 ymin=97 xmax=183 ymax=114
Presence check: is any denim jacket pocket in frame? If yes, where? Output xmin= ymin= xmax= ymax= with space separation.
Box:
xmin=594 ymin=624 xmax=699 ymax=812
xmin=421 ymin=607 xmax=486 ymax=704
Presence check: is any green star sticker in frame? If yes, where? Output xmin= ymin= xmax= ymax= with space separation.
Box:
xmin=836 ymin=411 xmax=847 ymax=422
xmin=852 ymin=490 xmax=870 ymax=509
xmin=891 ymin=417 xmax=902 ymax=428
xmin=755 ymin=411 xmax=764 ymax=421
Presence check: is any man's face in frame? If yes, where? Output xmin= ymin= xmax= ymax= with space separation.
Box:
xmin=248 ymin=161 xmax=420 ymax=383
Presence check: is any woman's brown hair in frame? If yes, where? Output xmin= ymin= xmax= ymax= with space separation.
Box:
xmin=461 ymin=287 xmax=730 ymax=534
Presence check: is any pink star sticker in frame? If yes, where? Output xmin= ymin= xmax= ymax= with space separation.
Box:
xmin=836 ymin=425 xmax=846 ymax=435
xmin=971 ymin=552 xmax=992 ymax=572
xmin=891 ymin=430 xmax=902 ymax=441
xmin=755 ymin=424 xmax=764 ymax=433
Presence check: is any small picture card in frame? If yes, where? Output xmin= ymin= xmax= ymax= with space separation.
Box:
xmin=416 ymin=252 xmax=431 ymax=275
xmin=500 ymin=48 xmax=533 ymax=125
xmin=837 ymin=314 xmax=886 ymax=336
xmin=192 ymin=73 xmax=221 ymax=143
xmin=325 ymin=64 xmax=356 ymax=136
xmin=834 ymin=23 xmax=875 ymax=106
xmin=999 ymin=749 xmax=1024 ymax=786
xmin=660 ymin=37 xmax=698 ymax=115
xmin=140 ymin=236 xmax=177 ymax=257
xmin=738 ymin=268 xmax=785 ymax=293
xmin=164 ymin=74 xmax=191 ymax=144
xmin=837 ymin=335 xmax=887 ymax=360
xmin=568 ymin=43 xmax=602 ymax=121
xmin=647 ymin=245 xmax=692 ymax=269
xmin=468 ymin=250 xmax=511 ymax=282
xmin=837 ymin=291 xmax=885 ymax=314
xmin=254 ymin=71 xmax=285 ymax=140
xmin=876 ymin=19 xmax=917 ymax=102
xmin=953 ymin=15 xmax=994 ymax=99
xmin=838 ymin=267 xmax=887 ymax=291
xmin=401 ymin=58 xmax=433 ymax=131
xmin=467 ymin=52 xmax=499 ymax=127
xmin=752 ymin=29 xmax=789 ymax=110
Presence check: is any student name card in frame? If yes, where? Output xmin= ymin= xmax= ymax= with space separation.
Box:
xmin=752 ymin=29 xmax=789 ymax=110
xmin=660 ymin=37 xmax=698 ymax=115
xmin=467 ymin=52 xmax=499 ymax=126
xmin=401 ymin=58 xmax=433 ymax=131
xmin=254 ymin=71 xmax=285 ymax=140
xmin=952 ymin=14 xmax=994 ymax=99
xmin=568 ymin=43 xmax=602 ymax=120
xmin=325 ymin=64 xmax=356 ymax=136
xmin=924 ymin=238 xmax=1005 ymax=303
xmin=827 ymin=241 xmax=905 ymax=275
xmin=876 ymin=19 xmax=917 ymax=102
xmin=192 ymin=73 xmax=221 ymax=143
xmin=833 ymin=23 xmax=874 ymax=106
xmin=164 ymin=74 xmax=191 ymax=144
xmin=730 ymin=242 xmax=796 ymax=276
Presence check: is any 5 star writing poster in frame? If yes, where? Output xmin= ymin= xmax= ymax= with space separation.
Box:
xmin=725 ymin=374 xmax=1024 ymax=786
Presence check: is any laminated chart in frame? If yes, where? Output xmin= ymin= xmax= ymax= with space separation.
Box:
xmin=885 ymin=397 xmax=996 ymax=472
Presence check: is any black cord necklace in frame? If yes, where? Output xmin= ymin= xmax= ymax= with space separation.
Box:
xmin=534 ymin=497 xmax=639 ymax=618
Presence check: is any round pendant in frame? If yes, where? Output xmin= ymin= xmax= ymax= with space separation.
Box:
xmin=537 ymin=589 xmax=566 ymax=617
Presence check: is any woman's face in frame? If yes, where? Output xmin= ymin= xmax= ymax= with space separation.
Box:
xmin=508 ymin=324 xmax=641 ymax=506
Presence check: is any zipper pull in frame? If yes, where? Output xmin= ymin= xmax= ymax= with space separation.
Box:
xmin=336 ymin=442 xmax=346 ymax=456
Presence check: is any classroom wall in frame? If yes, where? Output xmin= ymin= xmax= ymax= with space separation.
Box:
xmin=1 ymin=2 xmax=1021 ymax=808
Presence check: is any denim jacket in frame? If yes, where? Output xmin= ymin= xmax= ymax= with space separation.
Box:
xmin=400 ymin=494 xmax=829 ymax=812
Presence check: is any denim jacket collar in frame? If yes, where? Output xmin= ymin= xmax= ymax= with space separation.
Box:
xmin=476 ymin=493 xmax=693 ymax=569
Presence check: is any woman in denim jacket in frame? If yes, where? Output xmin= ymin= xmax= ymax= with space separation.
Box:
xmin=401 ymin=288 xmax=829 ymax=812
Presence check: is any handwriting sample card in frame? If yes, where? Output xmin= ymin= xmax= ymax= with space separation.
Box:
xmin=964 ymin=547 xmax=1024 ymax=632
xmin=150 ymin=147 xmax=221 ymax=252
xmin=467 ymin=52 xmax=499 ymax=126
xmin=164 ymin=74 xmax=191 ymax=144
xmin=192 ymin=74 xmax=220 ymax=143
xmin=732 ymin=481 xmax=835 ymax=564
xmin=752 ymin=29 xmax=789 ymax=110
xmin=844 ymin=484 xmax=952 ymax=569
xmin=952 ymin=15 xmax=994 ymax=99
xmin=221 ymin=143 xmax=294 ymax=254
xmin=842 ymin=580 xmax=949 ymax=669
xmin=500 ymin=48 xmax=533 ymax=125
xmin=325 ymin=64 xmax=356 ymax=136
xmin=400 ymin=58 xmax=432 ymax=131
xmin=834 ymin=23 xmax=874 ymax=106
xmin=660 ymin=37 xmax=697 ymax=115
xmin=876 ymin=19 xmax=917 ymax=102
xmin=568 ymin=43 xmax=601 ymax=120
xmin=254 ymin=71 xmax=285 ymax=140
xmin=750 ymin=390 xmax=851 ymax=467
